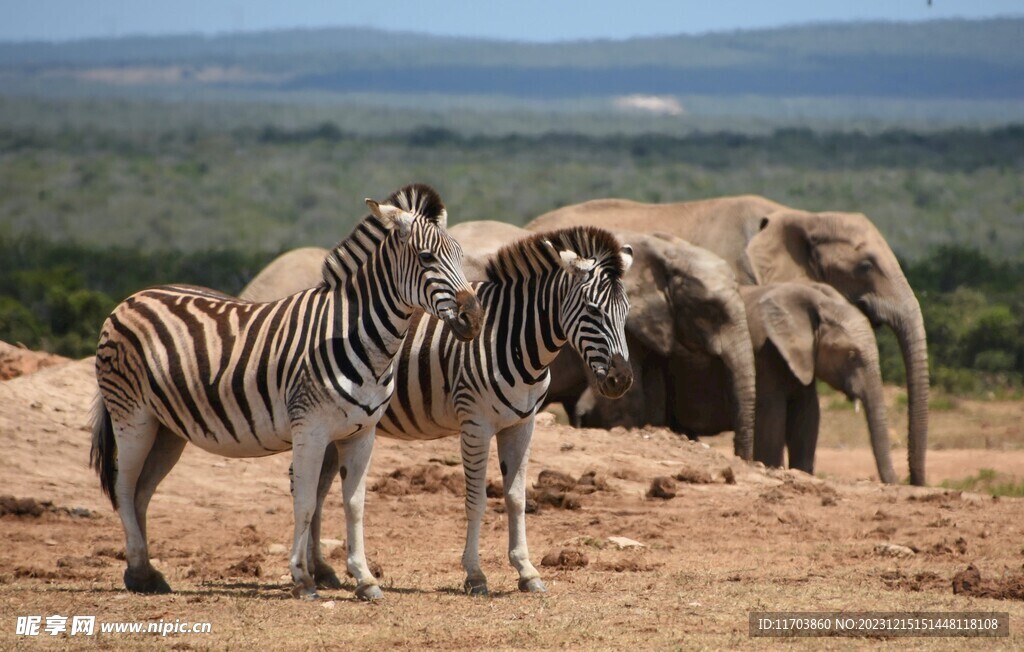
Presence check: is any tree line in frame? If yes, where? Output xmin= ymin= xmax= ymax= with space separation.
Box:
xmin=1 ymin=235 xmax=1019 ymax=396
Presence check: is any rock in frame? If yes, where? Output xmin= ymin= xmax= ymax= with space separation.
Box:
xmin=267 ymin=543 xmax=287 ymax=555
xmin=675 ymin=466 xmax=714 ymax=484
xmin=647 ymin=476 xmax=677 ymax=499
xmin=541 ymin=548 xmax=589 ymax=569
xmin=320 ymin=538 xmax=345 ymax=556
xmin=607 ymin=536 xmax=645 ymax=549
xmin=952 ymin=564 xmax=982 ymax=595
xmin=321 ymin=600 xmax=336 ymax=610
xmin=0 ymin=341 xmax=69 ymax=381
xmin=535 ymin=469 xmax=577 ymax=491
xmin=874 ymin=543 xmax=915 ymax=558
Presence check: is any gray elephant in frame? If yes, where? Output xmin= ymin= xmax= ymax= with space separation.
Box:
xmin=744 ymin=282 xmax=894 ymax=482
xmin=527 ymin=196 xmax=929 ymax=485
xmin=239 ymin=246 xmax=329 ymax=301
xmin=449 ymin=223 xmax=758 ymax=460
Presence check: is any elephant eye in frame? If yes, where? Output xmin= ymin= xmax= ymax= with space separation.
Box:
xmin=418 ymin=251 xmax=438 ymax=265
xmin=856 ymin=259 xmax=874 ymax=275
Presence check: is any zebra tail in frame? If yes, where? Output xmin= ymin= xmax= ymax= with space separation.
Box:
xmin=90 ymin=396 xmax=118 ymax=509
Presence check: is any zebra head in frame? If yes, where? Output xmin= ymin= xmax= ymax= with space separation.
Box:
xmin=546 ymin=228 xmax=634 ymax=399
xmin=366 ymin=185 xmax=483 ymax=342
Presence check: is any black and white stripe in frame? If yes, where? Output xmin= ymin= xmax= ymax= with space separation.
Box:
xmin=90 ymin=183 xmax=479 ymax=600
xmin=313 ymin=226 xmax=634 ymax=595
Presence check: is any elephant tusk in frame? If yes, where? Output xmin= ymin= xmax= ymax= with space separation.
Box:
xmin=854 ymin=399 xmax=862 ymax=414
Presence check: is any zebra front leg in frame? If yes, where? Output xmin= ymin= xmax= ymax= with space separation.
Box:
xmin=289 ymin=432 xmax=332 ymax=600
xmin=496 ymin=419 xmax=546 ymax=593
xmin=307 ymin=442 xmax=343 ymax=590
xmin=460 ymin=426 xmax=493 ymax=595
xmin=337 ymin=428 xmax=382 ymax=601
xmin=111 ymin=414 xmax=172 ymax=594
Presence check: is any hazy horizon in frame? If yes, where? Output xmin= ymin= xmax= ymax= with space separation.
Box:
xmin=2 ymin=1 xmax=1022 ymax=44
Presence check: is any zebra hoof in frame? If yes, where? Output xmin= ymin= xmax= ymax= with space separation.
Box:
xmin=124 ymin=567 xmax=172 ymax=594
xmin=314 ymin=566 xmax=343 ymax=591
xmin=355 ymin=582 xmax=383 ymax=602
xmin=463 ymin=578 xmax=489 ymax=596
xmin=290 ymin=583 xmax=319 ymax=601
xmin=518 ymin=577 xmax=547 ymax=593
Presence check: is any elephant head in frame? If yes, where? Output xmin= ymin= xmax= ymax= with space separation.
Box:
xmin=745 ymin=282 xmax=896 ymax=483
xmin=239 ymin=246 xmax=330 ymax=302
xmin=746 ymin=210 xmax=928 ymax=485
xmin=583 ymin=232 xmax=757 ymax=459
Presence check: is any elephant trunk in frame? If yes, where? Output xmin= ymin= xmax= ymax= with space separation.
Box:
xmin=860 ymin=360 xmax=897 ymax=484
xmin=720 ymin=328 xmax=757 ymax=461
xmin=894 ymin=298 xmax=929 ymax=486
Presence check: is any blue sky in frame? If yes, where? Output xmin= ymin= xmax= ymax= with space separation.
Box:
xmin=2 ymin=1 xmax=1022 ymax=42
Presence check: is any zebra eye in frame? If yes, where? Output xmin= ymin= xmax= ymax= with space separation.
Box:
xmin=585 ymin=302 xmax=602 ymax=316
xmin=418 ymin=251 xmax=438 ymax=265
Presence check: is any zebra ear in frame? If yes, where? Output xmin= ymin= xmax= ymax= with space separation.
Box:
xmin=366 ymin=199 xmax=414 ymax=240
xmin=620 ymin=244 xmax=634 ymax=273
xmin=558 ymin=249 xmax=597 ymax=278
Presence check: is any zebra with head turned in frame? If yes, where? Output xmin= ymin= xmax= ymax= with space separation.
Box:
xmin=306 ymin=226 xmax=634 ymax=595
xmin=90 ymin=183 xmax=483 ymax=601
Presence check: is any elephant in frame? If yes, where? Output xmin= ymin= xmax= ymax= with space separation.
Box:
xmin=581 ymin=281 xmax=895 ymax=482
xmin=239 ymin=246 xmax=329 ymax=301
xmin=527 ymin=196 xmax=929 ymax=485
xmin=450 ymin=223 xmax=758 ymax=460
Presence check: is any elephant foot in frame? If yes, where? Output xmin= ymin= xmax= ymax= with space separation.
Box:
xmin=518 ymin=577 xmax=547 ymax=593
xmin=355 ymin=581 xmax=383 ymax=602
xmin=124 ymin=566 xmax=172 ymax=594
xmin=314 ymin=563 xmax=343 ymax=590
xmin=463 ymin=577 xmax=489 ymax=596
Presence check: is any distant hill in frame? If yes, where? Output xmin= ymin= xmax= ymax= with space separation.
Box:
xmin=1 ymin=18 xmax=1023 ymax=101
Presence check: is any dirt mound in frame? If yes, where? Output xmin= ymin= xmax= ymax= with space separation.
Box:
xmin=0 ymin=341 xmax=69 ymax=381
xmin=541 ymin=548 xmax=589 ymax=569
xmin=0 ymin=495 xmax=96 ymax=519
xmin=952 ymin=564 xmax=1024 ymax=601
xmin=371 ymin=464 xmax=465 ymax=496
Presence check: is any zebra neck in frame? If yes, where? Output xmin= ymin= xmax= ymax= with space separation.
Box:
xmin=482 ymin=274 xmax=567 ymax=384
xmin=331 ymin=236 xmax=414 ymax=371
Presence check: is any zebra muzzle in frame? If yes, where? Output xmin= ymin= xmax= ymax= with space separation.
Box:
xmin=596 ymin=353 xmax=633 ymax=399
xmin=446 ymin=290 xmax=483 ymax=341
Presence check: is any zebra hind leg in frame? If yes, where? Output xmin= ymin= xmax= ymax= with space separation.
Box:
xmin=308 ymin=442 xmax=343 ymax=590
xmin=496 ymin=420 xmax=546 ymax=593
xmin=459 ymin=427 xmax=492 ymax=596
xmin=112 ymin=412 xmax=172 ymax=593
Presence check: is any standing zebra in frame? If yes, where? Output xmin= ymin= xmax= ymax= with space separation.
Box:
xmin=90 ymin=184 xmax=483 ymax=600
xmin=308 ymin=227 xmax=634 ymax=595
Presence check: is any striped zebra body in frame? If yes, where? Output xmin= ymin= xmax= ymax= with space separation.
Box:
xmin=90 ymin=184 xmax=481 ymax=600
xmin=313 ymin=227 xmax=634 ymax=595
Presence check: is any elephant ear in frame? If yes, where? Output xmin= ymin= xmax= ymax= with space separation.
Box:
xmin=757 ymin=290 xmax=816 ymax=386
xmin=622 ymin=238 xmax=675 ymax=357
xmin=745 ymin=211 xmax=816 ymax=284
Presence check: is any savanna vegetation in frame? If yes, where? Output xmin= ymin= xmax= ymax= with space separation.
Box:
xmin=0 ymin=98 xmax=1021 ymax=396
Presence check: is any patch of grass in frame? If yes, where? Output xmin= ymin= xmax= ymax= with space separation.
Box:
xmin=941 ymin=468 xmax=1024 ymax=497
xmin=929 ymin=394 xmax=959 ymax=411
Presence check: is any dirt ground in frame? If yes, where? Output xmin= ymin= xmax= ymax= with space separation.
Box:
xmin=1 ymin=356 xmax=1022 ymax=650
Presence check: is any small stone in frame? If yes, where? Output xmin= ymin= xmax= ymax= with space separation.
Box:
xmin=875 ymin=543 xmax=915 ymax=558
xmin=607 ymin=536 xmax=645 ymax=549
xmin=647 ymin=476 xmax=677 ymax=499
xmin=44 ymin=539 xmax=58 ymax=546
xmin=321 ymin=600 xmax=336 ymax=610
xmin=540 ymin=548 xmax=588 ymax=569
xmin=267 ymin=543 xmax=287 ymax=555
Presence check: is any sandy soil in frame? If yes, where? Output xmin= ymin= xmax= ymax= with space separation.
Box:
xmin=1 ymin=357 xmax=1022 ymax=650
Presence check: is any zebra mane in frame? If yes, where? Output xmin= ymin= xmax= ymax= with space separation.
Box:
xmin=321 ymin=183 xmax=447 ymax=287
xmin=485 ymin=226 xmax=626 ymax=283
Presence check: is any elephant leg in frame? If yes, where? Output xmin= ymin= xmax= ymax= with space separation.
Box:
xmin=786 ymin=386 xmax=820 ymax=475
xmin=754 ymin=390 xmax=786 ymax=468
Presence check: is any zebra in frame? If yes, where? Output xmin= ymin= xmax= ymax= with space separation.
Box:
xmin=90 ymin=183 xmax=483 ymax=601
xmin=306 ymin=226 xmax=634 ymax=595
